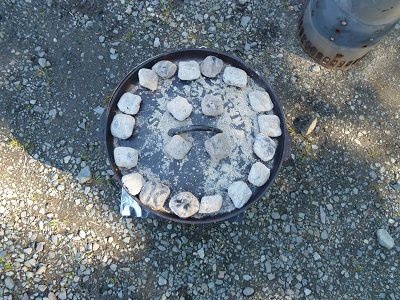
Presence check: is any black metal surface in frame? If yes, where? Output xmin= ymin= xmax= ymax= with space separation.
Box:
xmin=103 ymin=48 xmax=290 ymax=224
xmin=138 ymin=206 xmax=245 ymax=223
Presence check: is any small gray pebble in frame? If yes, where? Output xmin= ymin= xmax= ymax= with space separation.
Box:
xmin=76 ymin=166 xmax=91 ymax=184
xmin=5 ymin=277 xmax=14 ymax=290
xmin=376 ymin=229 xmax=395 ymax=249
xmin=243 ymin=287 xmax=254 ymax=296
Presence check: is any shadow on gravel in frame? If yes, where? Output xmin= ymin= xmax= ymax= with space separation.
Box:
xmin=1 ymin=1 xmax=399 ymax=297
xmin=2 ymin=63 xmax=398 ymax=298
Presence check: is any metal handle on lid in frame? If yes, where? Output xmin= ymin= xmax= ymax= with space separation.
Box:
xmin=168 ymin=125 xmax=223 ymax=137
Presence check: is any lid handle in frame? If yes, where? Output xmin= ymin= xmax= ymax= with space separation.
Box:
xmin=168 ymin=125 xmax=223 ymax=136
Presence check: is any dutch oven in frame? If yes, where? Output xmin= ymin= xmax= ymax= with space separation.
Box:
xmin=103 ymin=48 xmax=290 ymax=224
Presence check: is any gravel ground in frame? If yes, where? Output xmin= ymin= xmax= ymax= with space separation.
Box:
xmin=0 ymin=0 xmax=399 ymax=299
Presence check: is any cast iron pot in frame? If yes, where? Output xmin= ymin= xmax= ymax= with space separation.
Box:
xmin=103 ymin=48 xmax=290 ymax=224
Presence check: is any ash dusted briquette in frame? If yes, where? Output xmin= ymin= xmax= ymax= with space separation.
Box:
xmin=111 ymin=55 xmax=283 ymax=219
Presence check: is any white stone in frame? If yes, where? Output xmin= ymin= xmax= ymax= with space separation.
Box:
xmin=158 ymin=276 xmax=167 ymax=286
xmin=165 ymin=135 xmax=192 ymax=160
xmin=38 ymin=58 xmax=47 ymax=68
xmin=152 ymin=60 xmax=177 ymax=79
xmin=248 ymin=162 xmax=270 ymax=187
xmin=5 ymin=277 xmax=14 ymax=290
xmin=178 ymin=61 xmax=201 ymax=81
xmin=167 ymin=96 xmax=193 ymax=121
xmin=198 ymin=248 xmax=205 ymax=259
xmin=199 ymin=195 xmax=223 ymax=213
xmin=93 ymin=106 xmax=105 ymax=115
xmin=258 ymin=114 xmax=282 ymax=137
xmin=122 ymin=173 xmax=144 ymax=195
xmin=117 ymin=93 xmax=141 ymax=115
xmin=48 ymin=292 xmax=57 ymax=300
xmin=114 ymin=147 xmax=139 ymax=169
xmin=153 ymin=37 xmax=160 ymax=48
xmin=253 ymin=133 xmax=276 ymax=161
xmin=201 ymin=94 xmax=224 ymax=116
xmin=125 ymin=5 xmax=132 ymax=14
xmin=243 ymin=287 xmax=254 ymax=296
xmin=248 ymin=90 xmax=273 ymax=112
xmin=110 ymin=114 xmax=135 ymax=139
xmin=204 ymin=133 xmax=231 ymax=162
xmin=76 ymin=166 xmax=91 ymax=184
xmin=58 ymin=291 xmax=67 ymax=300
xmin=138 ymin=68 xmax=158 ymax=91
xmin=200 ymin=56 xmax=224 ymax=78
xmin=169 ymin=192 xmax=199 ymax=218
xmin=228 ymin=181 xmax=252 ymax=209
xmin=223 ymin=66 xmax=247 ymax=87
xmin=311 ymin=64 xmax=321 ymax=72
xmin=241 ymin=16 xmax=251 ymax=27
xmin=376 ymin=229 xmax=395 ymax=249
xmin=139 ymin=181 xmax=170 ymax=210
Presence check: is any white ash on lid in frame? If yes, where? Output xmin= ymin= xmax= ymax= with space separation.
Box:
xmin=199 ymin=195 xmax=223 ymax=213
xmin=200 ymin=56 xmax=224 ymax=78
xmin=223 ymin=66 xmax=248 ymax=88
xmin=139 ymin=181 xmax=170 ymax=210
xmin=167 ymin=96 xmax=193 ymax=121
xmin=258 ymin=114 xmax=282 ymax=137
xmin=204 ymin=133 xmax=232 ymax=162
xmin=253 ymin=133 xmax=276 ymax=162
xmin=138 ymin=68 xmax=158 ymax=91
xmin=228 ymin=181 xmax=252 ymax=208
xmin=201 ymin=94 xmax=224 ymax=117
xmin=248 ymin=90 xmax=273 ymax=112
xmin=114 ymin=147 xmax=139 ymax=169
xmin=165 ymin=135 xmax=192 ymax=160
xmin=117 ymin=93 xmax=142 ymax=115
xmin=248 ymin=162 xmax=270 ymax=187
xmin=122 ymin=172 xmax=144 ymax=195
xmin=169 ymin=192 xmax=200 ymax=218
xmin=111 ymin=114 xmax=135 ymax=139
xmin=152 ymin=60 xmax=177 ymax=79
xmin=178 ymin=60 xmax=201 ymax=81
